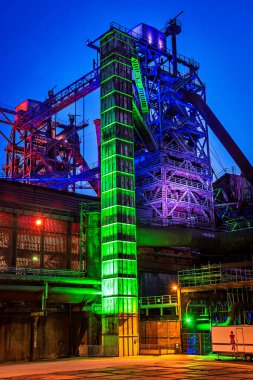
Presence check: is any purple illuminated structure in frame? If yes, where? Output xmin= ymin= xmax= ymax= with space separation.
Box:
xmin=129 ymin=22 xmax=214 ymax=227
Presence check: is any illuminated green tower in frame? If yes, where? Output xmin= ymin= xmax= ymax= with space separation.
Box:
xmin=100 ymin=29 xmax=139 ymax=356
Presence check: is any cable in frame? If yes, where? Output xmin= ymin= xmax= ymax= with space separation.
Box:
xmin=209 ymin=138 xmax=225 ymax=173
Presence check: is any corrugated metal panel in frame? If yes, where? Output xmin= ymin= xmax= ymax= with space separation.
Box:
xmin=0 ymin=180 xmax=98 ymax=217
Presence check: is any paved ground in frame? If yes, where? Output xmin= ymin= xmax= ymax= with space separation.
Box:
xmin=1 ymin=355 xmax=253 ymax=379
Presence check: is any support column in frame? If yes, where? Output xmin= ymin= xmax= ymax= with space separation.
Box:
xmin=100 ymin=29 xmax=139 ymax=356
xmin=177 ymin=286 xmax=183 ymax=353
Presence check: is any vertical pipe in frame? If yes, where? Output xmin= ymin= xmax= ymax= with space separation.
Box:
xmin=11 ymin=129 xmax=16 ymax=178
xmin=172 ymin=34 xmax=177 ymax=75
xmin=94 ymin=119 xmax=101 ymax=197
xmin=177 ymin=286 xmax=182 ymax=353
xmin=40 ymin=223 xmax=45 ymax=270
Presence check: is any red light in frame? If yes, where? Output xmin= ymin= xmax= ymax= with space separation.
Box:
xmin=35 ymin=218 xmax=43 ymax=226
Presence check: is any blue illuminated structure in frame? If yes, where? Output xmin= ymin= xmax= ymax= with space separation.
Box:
xmin=2 ymin=16 xmax=253 ymax=226
xmin=126 ymin=20 xmax=214 ymax=226
xmin=90 ymin=19 xmax=214 ymax=226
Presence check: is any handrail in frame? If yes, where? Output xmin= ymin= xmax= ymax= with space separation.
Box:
xmin=140 ymin=294 xmax=178 ymax=306
xmin=137 ymin=155 xmax=208 ymax=175
xmin=178 ymin=266 xmax=253 ymax=288
xmin=139 ymin=173 xmax=210 ymax=191
xmin=110 ymin=22 xmax=200 ymax=70
xmin=16 ymin=68 xmax=100 ymax=129
xmin=1 ymin=161 xmax=99 ymax=180
xmin=0 ymin=267 xmax=85 ymax=278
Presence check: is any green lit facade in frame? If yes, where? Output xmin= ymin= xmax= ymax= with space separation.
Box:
xmin=100 ymin=29 xmax=139 ymax=356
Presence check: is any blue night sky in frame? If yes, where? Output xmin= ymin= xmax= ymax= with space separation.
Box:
xmin=0 ymin=0 xmax=252 ymax=178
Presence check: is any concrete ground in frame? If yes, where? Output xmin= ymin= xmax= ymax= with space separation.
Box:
xmin=1 ymin=354 xmax=253 ymax=379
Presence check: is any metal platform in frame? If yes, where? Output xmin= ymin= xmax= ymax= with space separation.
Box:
xmin=178 ymin=265 xmax=253 ymax=292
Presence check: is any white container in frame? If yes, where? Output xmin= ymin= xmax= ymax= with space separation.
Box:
xmin=212 ymin=325 xmax=253 ymax=361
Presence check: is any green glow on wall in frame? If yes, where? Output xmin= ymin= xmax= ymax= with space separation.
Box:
xmin=101 ymin=105 xmax=132 ymax=115
xmin=101 ymin=136 xmax=134 ymax=145
xmin=101 ymin=51 xmax=134 ymax=63
xmin=101 ymin=171 xmax=134 ymax=178
xmin=100 ymin=29 xmax=138 ymax=317
xmin=102 ymin=221 xmax=135 ymax=228
xmin=102 ymin=240 xmax=136 ymax=245
xmin=100 ymin=35 xmax=134 ymax=50
xmin=101 ymin=188 xmax=134 ymax=195
xmin=101 ymin=90 xmax=132 ymax=100
xmin=102 ymin=153 xmax=134 ymax=161
xmin=101 ymin=74 xmax=132 ymax=85
xmin=100 ymin=121 xmax=133 ymax=130
xmin=101 ymin=59 xmax=132 ymax=70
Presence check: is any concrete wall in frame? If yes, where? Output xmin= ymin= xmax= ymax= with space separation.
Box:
xmin=35 ymin=313 xmax=70 ymax=360
xmin=0 ymin=313 xmax=31 ymax=362
xmin=0 ymin=311 xmax=86 ymax=363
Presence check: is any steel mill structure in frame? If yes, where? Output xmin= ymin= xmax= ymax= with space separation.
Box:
xmin=0 ymin=14 xmax=253 ymax=361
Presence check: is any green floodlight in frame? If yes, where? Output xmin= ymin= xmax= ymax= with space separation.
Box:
xmin=185 ymin=315 xmax=195 ymax=326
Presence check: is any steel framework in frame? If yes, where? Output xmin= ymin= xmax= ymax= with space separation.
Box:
xmin=1 ymin=17 xmax=252 ymax=211
xmin=1 ymin=70 xmax=100 ymax=192
xmin=104 ymin=21 xmax=215 ymax=227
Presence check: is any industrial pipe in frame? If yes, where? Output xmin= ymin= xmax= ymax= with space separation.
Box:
xmin=137 ymin=225 xmax=253 ymax=253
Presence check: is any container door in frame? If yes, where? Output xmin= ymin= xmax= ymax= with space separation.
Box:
xmin=235 ymin=328 xmax=245 ymax=353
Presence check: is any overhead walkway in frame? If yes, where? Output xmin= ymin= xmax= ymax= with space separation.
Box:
xmin=178 ymin=265 xmax=253 ymax=293
xmin=140 ymin=294 xmax=178 ymax=309
xmin=139 ymin=294 xmax=178 ymax=318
